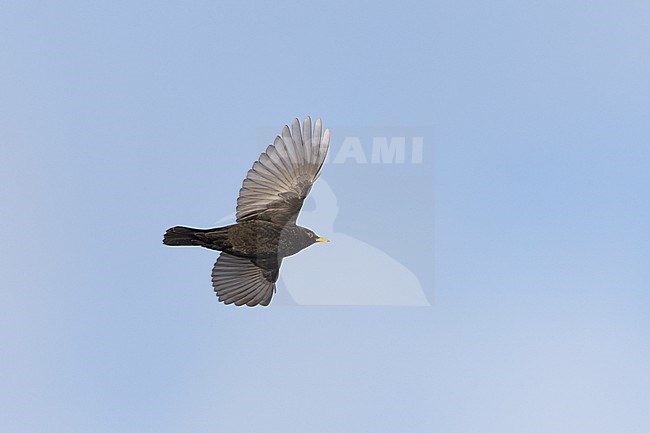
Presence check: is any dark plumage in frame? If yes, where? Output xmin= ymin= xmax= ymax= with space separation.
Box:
xmin=163 ymin=117 xmax=330 ymax=307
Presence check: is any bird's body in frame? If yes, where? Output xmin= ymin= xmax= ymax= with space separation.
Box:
xmin=164 ymin=221 xmax=321 ymax=259
xmin=163 ymin=117 xmax=330 ymax=307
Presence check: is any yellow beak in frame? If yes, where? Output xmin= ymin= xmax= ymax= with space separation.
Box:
xmin=315 ymin=237 xmax=330 ymax=243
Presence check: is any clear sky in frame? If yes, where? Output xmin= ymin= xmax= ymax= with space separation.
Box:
xmin=2 ymin=1 xmax=649 ymax=432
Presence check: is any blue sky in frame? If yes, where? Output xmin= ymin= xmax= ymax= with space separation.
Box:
xmin=1 ymin=1 xmax=649 ymax=432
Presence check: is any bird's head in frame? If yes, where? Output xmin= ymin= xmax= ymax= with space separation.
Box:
xmin=279 ymin=226 xmax=329 ymax=257
xmin=302 ymin=228 xmax=330 ymax=245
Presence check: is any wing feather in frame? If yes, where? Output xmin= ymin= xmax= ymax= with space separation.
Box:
xmin=291 ymin=118 xmax=304 ymax=174
xmin=235 ymin=117 xmax=330 ymax=226
xmin=212 ymin=253 xmax=280 ymax=307
xmin=302 ymin=117 xmax=313 ymax=169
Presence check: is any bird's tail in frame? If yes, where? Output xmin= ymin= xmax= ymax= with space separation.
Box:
xmin=163 ymin=226 xmax=211 ymax=247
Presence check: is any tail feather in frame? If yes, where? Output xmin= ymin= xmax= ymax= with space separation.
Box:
xmin=163 ymin=226 xmax=207 ymax=247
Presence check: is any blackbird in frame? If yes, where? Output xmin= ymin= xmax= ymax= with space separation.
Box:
xmin=163 ymin=117 xmax=330 ymax=307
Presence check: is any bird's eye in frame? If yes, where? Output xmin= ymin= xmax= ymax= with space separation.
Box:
xmin=308 ymin=233 xmax=313 ymax=238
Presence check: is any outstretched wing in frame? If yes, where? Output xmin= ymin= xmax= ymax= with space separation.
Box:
xmin=211 ymin=253 xmax=281 ymax=307
xmin=236 ymin=117 xmax=330 ymax=226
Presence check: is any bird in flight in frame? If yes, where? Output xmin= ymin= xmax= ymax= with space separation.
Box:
xmin=163 ymin=117 xmax=330 ymax=307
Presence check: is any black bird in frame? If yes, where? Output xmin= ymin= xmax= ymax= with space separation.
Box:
xmin=163 ymin=117 xmax=330 ymax=307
